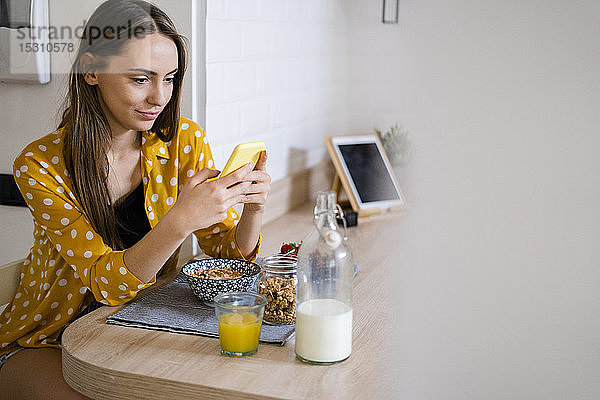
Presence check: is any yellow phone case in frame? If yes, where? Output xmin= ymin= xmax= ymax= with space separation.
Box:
xmin=208 ymin=142 xmax=265 ymax=181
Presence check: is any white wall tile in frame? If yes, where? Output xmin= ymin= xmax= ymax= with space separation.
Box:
xmin=308 ymin=25 xmax=327 ymax=55
xmin=205 ymin=103 xmax=241 ymax=144
xmin=206 ymin=20 xmax=242 ymax=62
xmin=296 ymin=25 xmax=317 ymax=56
xmin=205 ymin=63 xmax=225 ymax=104
xmin=207 ymin=0 xmax=226 ymax=19
xmin=258 ymin=0 xmax=287 ymax=21
xmin=302 ymin=57 xmax=320 ymax=87
xmin=266 ymin=126 xmax=300 ymax=178
xmin=346 ymin=111 xmax=378 ymax=133
xmin=295 ymin=89 xmax=319 ymax=121
xmin=226 ymin=0 xmax=259 ymax=20
xmin=285 ymin=0 xmax=308 ymax=22
xmin=206 ymin=0 xmax=348 ymax=185
xmin=263 ymin=137 xmax=286 ymax=181
xmin=271 ymin=94 xmax=298 ymax=128
xmin=283 ymin=58 xmax=306 ymax=91
xmin=270 ymin=23 xmax=298 ymax=57
xmin=241 ymin=98 xmax=271 ymax=136
xmin=223 ymin=62 xmax=257 ymax=101
xmin=307 ymin=0 xmax=327 ymax=23
xmin=293 ymin=118 xmax=327 ymax=150
xmin=256 ymin=59 xmax=285 ymax=96
xmin=241 ymin=22 xmax=271 ymax=59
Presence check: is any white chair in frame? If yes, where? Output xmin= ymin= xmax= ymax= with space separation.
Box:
xmin=0 ymin=259 xmax=23 ymax=314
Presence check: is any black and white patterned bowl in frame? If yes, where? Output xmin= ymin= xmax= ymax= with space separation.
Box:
xmin=182 ymin=258 xmax=261 ymax=303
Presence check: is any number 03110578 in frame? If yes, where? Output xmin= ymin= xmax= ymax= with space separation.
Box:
xmin=19 ymin=42 xmax=74 ymax=53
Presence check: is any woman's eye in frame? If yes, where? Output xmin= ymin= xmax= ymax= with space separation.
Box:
xmin=133 ymin=77 xmax=148 ymax=84
xmin=165 ymin=76 xmax=175 ymax=83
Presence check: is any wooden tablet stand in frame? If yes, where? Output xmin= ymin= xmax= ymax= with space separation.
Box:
xmin=325 ymin=134 xmax=408 ymax=223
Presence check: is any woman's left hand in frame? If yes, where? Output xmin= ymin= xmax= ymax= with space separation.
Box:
xmin=240 ymin=150 xmax=271 ymax=212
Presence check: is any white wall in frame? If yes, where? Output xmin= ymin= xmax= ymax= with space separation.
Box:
xmin=0 ymin=0 xmax=199 ymax=265
xmin=347 ymin=1 xmax=600 ymax=399
xmin=204 ymin=0 xmax=348 ymax=182
xmin=346 ymin=0 xmax=408 ymax=132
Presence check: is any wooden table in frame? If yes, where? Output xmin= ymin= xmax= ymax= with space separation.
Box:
xmin=61 ymin=203 xmax=405 ymax=400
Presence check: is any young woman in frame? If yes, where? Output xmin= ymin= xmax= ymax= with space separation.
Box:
xmin=0 ymin=1 xmax=270 ymax=398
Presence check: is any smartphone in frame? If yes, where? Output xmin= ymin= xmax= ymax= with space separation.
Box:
xmin=208 ymin=142 xmax=265 ymax=181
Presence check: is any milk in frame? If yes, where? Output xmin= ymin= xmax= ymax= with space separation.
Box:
xmin=295 ymin=299 xmax=352 ymax=363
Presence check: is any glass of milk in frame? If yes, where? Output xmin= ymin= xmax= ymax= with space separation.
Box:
xmin=295 ymin=190 xmax=354 ymax=364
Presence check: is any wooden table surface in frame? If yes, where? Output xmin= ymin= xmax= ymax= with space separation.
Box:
xmin=61 ymin=203 xmax=405 ymax=400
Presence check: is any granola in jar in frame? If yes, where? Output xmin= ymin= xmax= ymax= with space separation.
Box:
xmin=258 ymin=254 xmax=297 ymax=325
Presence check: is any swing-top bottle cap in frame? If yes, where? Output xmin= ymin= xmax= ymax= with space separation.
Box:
xmin=324 ymin=230 xmax=342 ymax=249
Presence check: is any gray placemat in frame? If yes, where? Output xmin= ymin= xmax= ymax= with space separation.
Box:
xmin=106 ymin=273 xmax=295 ymax=346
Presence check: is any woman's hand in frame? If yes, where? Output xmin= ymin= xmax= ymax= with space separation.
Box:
xmin=234 ymin=150 xmax=270 ymax=258
xmin=168 ymin=163 xmax=256 ymax=236
xmin=239 ymin=150 xmax=271 ymax=213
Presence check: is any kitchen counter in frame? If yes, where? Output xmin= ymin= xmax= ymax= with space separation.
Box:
xmin=61 ymin=202 xmax=405 ymax=400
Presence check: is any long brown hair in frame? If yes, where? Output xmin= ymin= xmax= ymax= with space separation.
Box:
xmin=58 ymin=0 xmax=187 ymax=249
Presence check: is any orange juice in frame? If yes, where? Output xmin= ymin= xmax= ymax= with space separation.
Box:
xmin=218 ymin=312 xmax=262 ymax=354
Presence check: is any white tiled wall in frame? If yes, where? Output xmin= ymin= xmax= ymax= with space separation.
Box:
xmin=204 ymin=0 xmax=348 ymax=182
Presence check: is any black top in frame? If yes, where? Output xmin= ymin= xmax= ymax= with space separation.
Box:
xmin=113 ymin=182 xmax=151 ymax=250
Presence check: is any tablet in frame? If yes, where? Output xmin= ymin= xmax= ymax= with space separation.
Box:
xmin=326 ymin=135 xmax=407 ymax=216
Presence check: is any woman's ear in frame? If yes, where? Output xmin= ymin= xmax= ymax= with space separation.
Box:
xmin=80 ymin=52 xmax=100 ymax=85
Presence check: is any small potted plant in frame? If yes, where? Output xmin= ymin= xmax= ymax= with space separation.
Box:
xmin=374 ymin=123 xmax=412 ymax=178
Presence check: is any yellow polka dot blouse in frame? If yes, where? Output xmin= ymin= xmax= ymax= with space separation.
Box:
xmin=0 ymin=117 xmax=260 ymax=355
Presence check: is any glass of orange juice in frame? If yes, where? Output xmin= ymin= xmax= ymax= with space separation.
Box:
xmin=213 ymin=292 xmax=267 ymax=356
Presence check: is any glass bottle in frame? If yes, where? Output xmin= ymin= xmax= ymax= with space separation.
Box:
xmin=295 ymin=190 xmax=353 ymax=364
xmin=258 ymin=254 xmax=297 ymax=325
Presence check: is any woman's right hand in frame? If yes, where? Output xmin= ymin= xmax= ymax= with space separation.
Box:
xmin=168 ymin=163 xmax=256 ymax=235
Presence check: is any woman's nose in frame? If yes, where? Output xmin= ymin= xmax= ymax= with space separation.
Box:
xmin=148 ymin=82 xmax=170 ymax=106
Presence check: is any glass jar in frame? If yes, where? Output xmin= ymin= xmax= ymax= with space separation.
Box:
xmin=258 ymin=254 xmax=297 ymax=325
xmin=295 ymin=190 xmax=354 ymax=365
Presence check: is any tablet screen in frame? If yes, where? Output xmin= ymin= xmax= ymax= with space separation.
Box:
xmin=338 ymin=143 xmax=400 ymax=203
